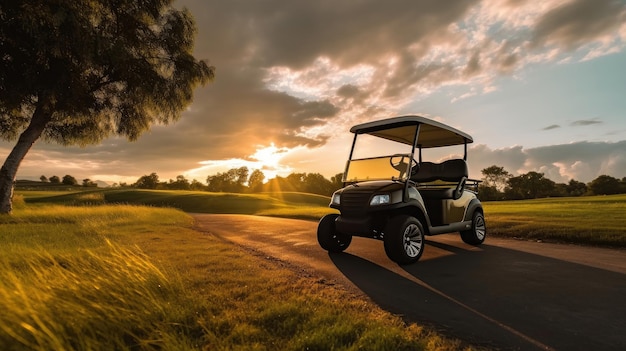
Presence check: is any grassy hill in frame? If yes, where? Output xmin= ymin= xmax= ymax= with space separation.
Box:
xmin=17 ymin=188 xmax=626 ymax=247
xmin=483 ymin=194 xmax=626 ymax=247
xmin=15 ymin=179 xmax=90 ymax=191
xmin=21 ymin=188 xmax=337 ymax=220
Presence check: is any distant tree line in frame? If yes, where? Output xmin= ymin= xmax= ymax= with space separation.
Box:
xmin=129 ymin=167 xmax=344 ymax=196
xmin=39 ymin=164 xmax=626 ymax=200
xmin=478 ymin=165 xmax=626 ymax=200
xmin=39 ymin=175 xmax=98 ymax=187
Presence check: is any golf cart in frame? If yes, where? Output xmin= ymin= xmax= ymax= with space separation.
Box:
xmin=317 ymin=115 xmax=486 ymax=264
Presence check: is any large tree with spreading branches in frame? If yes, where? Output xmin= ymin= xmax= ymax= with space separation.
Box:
xmin=0 ymin=0 xmax=214 ymax=213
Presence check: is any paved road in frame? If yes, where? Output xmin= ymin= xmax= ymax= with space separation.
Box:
xmin=192 ymin=214 xmax=626 ymax=351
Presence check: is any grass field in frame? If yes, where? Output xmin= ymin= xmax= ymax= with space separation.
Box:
xmin=20 ymin=189 xmax=626 ymax=247
xmin=5 ymin=188 xmax=624 ymax=349
xmin=24 ymin=189 xmax=338 ymax=220
xmin=0 ymin=205 xmax=471 ymax=350
xmin=483 ymin=194 xmax=626 ymax=247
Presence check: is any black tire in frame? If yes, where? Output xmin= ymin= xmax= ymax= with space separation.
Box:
xmin=460 ymin=211 xmax=487 ymax=245
xmin=317 ymin=214 xmax=352 ymax=252
xmin=383 ymin=215 xmax=425 ymax=265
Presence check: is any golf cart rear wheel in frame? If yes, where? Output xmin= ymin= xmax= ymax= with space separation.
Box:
xmin=460 ymin=211 xmax=486 ymax=245
xmin=317 ymin=214 xmax=352 ymax=252
xmin=383 ymin=215 xmax=425 ymax=265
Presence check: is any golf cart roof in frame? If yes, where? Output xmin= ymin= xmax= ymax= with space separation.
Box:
xmin=350 ymin=115 xmax=473 ymax=148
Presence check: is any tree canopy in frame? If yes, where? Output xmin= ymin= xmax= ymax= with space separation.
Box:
xmin=135 ymin=173 xmax=160 ymax=189
xmin=0 ymin=0 xmax=214 ymax=213
xmin=588 ymin=175 xmax=621 ymax=195
xmin=477 ymin=164 xmax=625 ymax=200
xmin=505 ymin=171 xmax=556 ymax=199
xmin=481 ymin=166 xmax=510 ymax=189
xmin=62 ymin=174 xmax=78 ymax=186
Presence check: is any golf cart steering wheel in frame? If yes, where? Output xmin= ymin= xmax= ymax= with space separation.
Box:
xmin=389 ymin=154 xmax=418 ymax=179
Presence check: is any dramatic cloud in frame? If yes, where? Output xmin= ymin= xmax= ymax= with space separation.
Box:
xmin=531 ymin=0 xmax=626 ymax=52
xmin=4 ymin=0 xmax=626 ymax=183
xmin=469 ymin=141 xmax=626 ymax=183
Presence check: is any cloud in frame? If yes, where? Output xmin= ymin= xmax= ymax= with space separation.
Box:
xmin=530 ymin=0 xmax=626 ymax=51
xmin=469 ymin=141 xmax=626 ymax=183
xmin=5 ymin=0 xmax=626 ymax=183
xmin=542 ymin=124 xmax=561 ymax=130
xmin=571 ymin=119 xmax=603 ymax=126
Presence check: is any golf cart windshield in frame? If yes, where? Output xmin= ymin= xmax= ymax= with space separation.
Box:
xmin=343 ymin=116 xmax=473 ymax=183
xmin=344 ymin=156 xmax=409 ymax=182
xmin=344 ymin=125 xmax=416 ymax=182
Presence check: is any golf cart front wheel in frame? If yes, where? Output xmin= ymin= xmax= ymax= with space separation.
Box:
xmin=317 ymin=214 xmax=352 ymax=252
xmin=383 ymin=215 xmax=425 ymax=265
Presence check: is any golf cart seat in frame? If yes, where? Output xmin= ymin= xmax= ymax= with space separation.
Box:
xmin=412 ymin=159 xmax=468 ymax=200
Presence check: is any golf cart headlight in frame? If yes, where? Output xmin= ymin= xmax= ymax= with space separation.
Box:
xmin=370 ymin=194 xmax=390 ymax=206
xmin=331 ymin=193 xmax=341 ymax=205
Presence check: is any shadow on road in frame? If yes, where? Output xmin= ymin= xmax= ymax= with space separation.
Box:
xmin=330 ymin=241 xmax=626 ymax=351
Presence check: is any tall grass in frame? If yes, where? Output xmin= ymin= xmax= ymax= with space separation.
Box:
xmin=0 ymin=206 xmax=199 ymax=350
xmin=0 ymin=242 xmax=187 ymax=350
xmin=1 ymin=205 xmax=473 ymax=351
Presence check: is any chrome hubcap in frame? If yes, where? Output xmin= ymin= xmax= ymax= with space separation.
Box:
xmin=475 ymin=215 xmax=486 ymax=240
xmin=403 ymin=224 xmax=423 ymax=258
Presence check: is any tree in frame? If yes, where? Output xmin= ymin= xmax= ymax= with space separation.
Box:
xmin=49 ymin=175 xmax=61 ymax=184
xmin=62 ymin=175 xmax=78 ymax=186
xmin=481 ymin=165 xmax=511 ymax=192
xmin=167 ymin=175 xmax=191 ymax=190
xmin=190 ymin=179 xmax=206 ymax=191
xmin=588 ymin=175 xmax=620 ymax=195
xmin=302 ymin=173 xmax=334 ymax=195
xmin=135 ymin=173 xmax=160 ymax=189
xmin=0 ymin=1 xmax=214 ymax=214
xmin=82 ymin=178 xmax=97 ymax=187
xmin=505 ymin=171 xmax=555 ymax=199
xmin=207 ymin=170 xmax=237 ymax=192
xmin=39 ymin=175 xmax=48 ymax=183
xmin=552 ymin=183 xmax=568 ymax=197
xmin=286 ymin=173 xmax=307 ymax=191
xmin=235 ymin=167 xmax=250 ymax=188
xmin=248 ymin=170 xmax=265 ymax=192
xmin=566 ymin=179 xmax=587 ymax=196
xmin=205 ymin=167 xmax=251 ymax=192
xmin=477 ymin=184 xmax=502 ymax=201
xmin=330 ymin=173 xmax=344 ymax=191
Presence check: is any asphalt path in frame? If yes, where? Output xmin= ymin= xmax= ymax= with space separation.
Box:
xmin=192 ymin=214 xmax=626 ymax=351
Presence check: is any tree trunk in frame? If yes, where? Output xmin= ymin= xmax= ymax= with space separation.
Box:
xmin=0 ymin=102 xmax=53 ymax=214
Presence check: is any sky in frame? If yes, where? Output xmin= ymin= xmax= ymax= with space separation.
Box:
xmin=3 ymin=0 xmax=626 ymax=185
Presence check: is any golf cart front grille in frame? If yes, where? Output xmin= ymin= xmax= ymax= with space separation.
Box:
xmin=340 ymin=191 xmax=371 ymax=216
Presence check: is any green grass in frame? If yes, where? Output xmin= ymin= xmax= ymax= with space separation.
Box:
xmin=483 ymin=194 xmax=626 ymax=247
xmin=23 ymin=189 xmax=337 ymax=220
xmin=7 ymin=190 xmax=623 ymax=349
xmin=20 ymin=189 xmax=626 ymax=247
xmin=0 ymin=206 xmax=198 ymax=350
xmin=0 ymin=205 xmax=473 ymax=351
xmin=15 ymin=190 xmax=83 ymax=199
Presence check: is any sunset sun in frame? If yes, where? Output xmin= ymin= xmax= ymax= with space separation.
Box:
xmin=251 ymin=143 xmax=286 ymax=168
xmin=248 ymin=143 xmax=294 ymax=180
